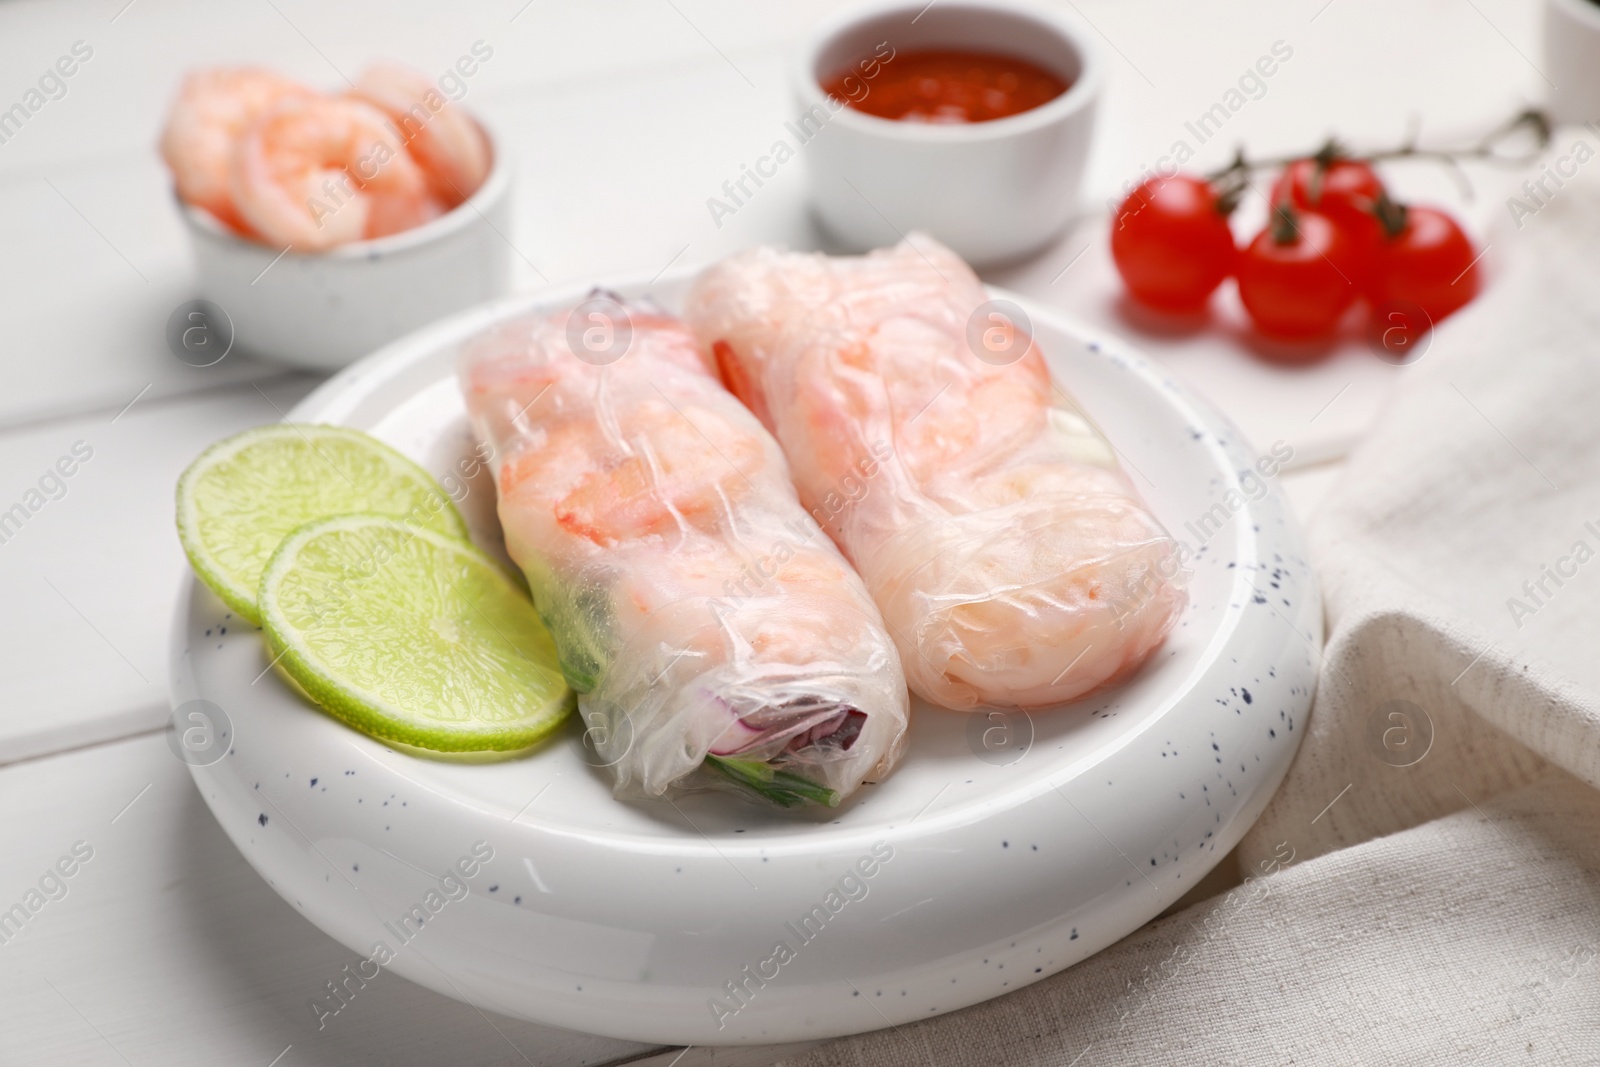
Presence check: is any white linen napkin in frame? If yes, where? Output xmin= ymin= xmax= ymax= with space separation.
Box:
xmin=774 ymin=143 xmax=1600 ymax=1066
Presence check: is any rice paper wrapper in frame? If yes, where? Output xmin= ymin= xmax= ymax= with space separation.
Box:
xmin=458 ymin=298 xmax=909 ymax=806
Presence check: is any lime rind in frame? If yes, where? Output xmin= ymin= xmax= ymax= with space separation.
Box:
xmin=258 ymin=514 xmax=573 ymax=753
xmin=176 ymin=424 xmax=468 ymax=624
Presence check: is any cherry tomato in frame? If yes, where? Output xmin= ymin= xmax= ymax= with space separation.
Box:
xmin=1237 ymin=209 xmax=1362 ymax=340
xmin=1371 ymin=205 xmax=1480 ymax=324
xmin=1110 ymin=175 xmax=1236 ymax=312
xmin=1271 ymin=157 xmax=1386 ymax=256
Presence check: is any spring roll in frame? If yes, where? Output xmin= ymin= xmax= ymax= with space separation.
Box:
xmin=686 ymin=236 xmax=1187 ymax=709
xmin=459 ymin=296 xmax=908 ymax=806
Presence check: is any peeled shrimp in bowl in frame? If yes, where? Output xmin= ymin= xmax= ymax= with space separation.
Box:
xmin=159 ymin=67 xmax=314 ymax=234
xmin=165 ymin=64 xmax=512 ymax=368
xmin=229 ymin=95 xmax=440 ymax=251
xmin=350 ymin=62 xmax=492 ymax=207
xmin=160 ymin=62 xmax=493 ymax=248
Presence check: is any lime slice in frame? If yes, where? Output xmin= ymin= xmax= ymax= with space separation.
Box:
xmin=177 ymin=424 xmax=467 ymax=624
xmin=258 ymin=514 xmax=573 ymax=752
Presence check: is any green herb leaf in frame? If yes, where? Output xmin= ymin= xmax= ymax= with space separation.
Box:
xmin=705 ymin=755 xmax=841 ymax=808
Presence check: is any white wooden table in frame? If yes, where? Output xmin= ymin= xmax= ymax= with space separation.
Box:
xmin=0 ymin=0 xmax=1545 ymax=1062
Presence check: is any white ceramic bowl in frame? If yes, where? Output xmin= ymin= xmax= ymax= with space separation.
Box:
xmin=178 ymin=133 xmax=513 ymax=371
xmin=796 ymin=0 xmax=1102 ymax=266
xmin=170 ymin=271 xmax=1319 ymax=1046
xmin=1544 ymin=0 xmax=1600 ymax=124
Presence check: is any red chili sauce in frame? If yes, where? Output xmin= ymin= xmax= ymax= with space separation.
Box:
xmin=823 ymin=49 xmax=1069 ymax=124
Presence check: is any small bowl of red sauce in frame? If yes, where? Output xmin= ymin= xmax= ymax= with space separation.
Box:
xmin=796 ymin=0 xmax=1101 ymax=265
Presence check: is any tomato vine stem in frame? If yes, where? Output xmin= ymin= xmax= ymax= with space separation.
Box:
xmin=1205 ymin=108 xmax=1553 ymax=203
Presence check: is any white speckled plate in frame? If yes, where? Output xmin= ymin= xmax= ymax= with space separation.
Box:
xmin=169 ymin=270 xmax=1320 ymax=1046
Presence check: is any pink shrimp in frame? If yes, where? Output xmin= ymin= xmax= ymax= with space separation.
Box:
xmin=351 ymin=63 xmax=491 ymax=205
xmin=686 ymin=235 xmax=1188 ymax=710
xmin=499 ymin=398 xmax=765 ymax=548
xmin=159 ymin=67 xmax=314 ymax=233
xmin=230 ymin=96 xmax=433 ymax=250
